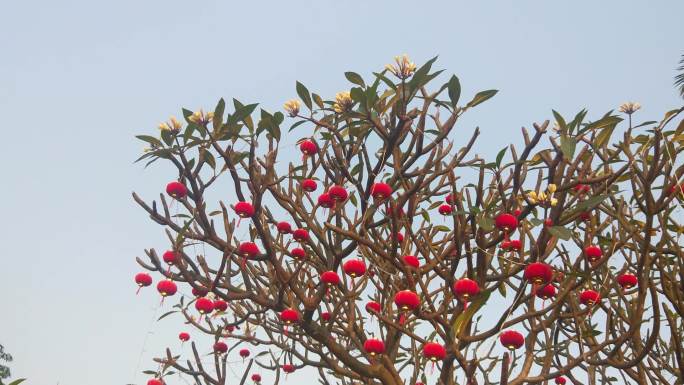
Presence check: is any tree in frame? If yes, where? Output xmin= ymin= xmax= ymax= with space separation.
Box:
xmin=132 ymin=55 xmax=684 ymax=385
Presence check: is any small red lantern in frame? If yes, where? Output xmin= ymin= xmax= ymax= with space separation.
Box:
xmin=394 ymin=290 xmax=420 ymax=325
xmin=499 ymin=330 xmax=525 ymax=350
xmin=213 ymin=341 xmax=228 ymax=354
xmin=299 ymin=139 xmax=318 ymax=156
xmin=290 ymin=247 xmax=306 ymax=259
xmin=508 ymin=239 xmax=522 ymax=251
xmin=423 ymin=342 xmax=446 ymax=373
xmin=134 ymin=272 xmax=152 ymax=294
xmin=280 ymin=308 xmax=300 ymax=335
xmin=321 ymin=311 xmax=331 ymax=321
xmin=239 ymin=348 xmax=250 ymax=359
xmin=574 ymin=184 xmax=591 ymax=194
xmin=276 ymin=221 xmax=292 ymax=234
xmin=178 ymin=332 xmax=190 ymax=342
xmin=363 ymin=338 xmax=385 ymax=357
xmin=584 ymin=245 xmax=602 ymax=263
xmin=251 ymin=374 xmax=262 ymax=384
xmin=395 ymin=232 xmax=404 ymax=243
xmin=371 ymin=183 xmax=393 ymax=200
xmin=343 ymin=259 xmax=366 ymax=278
xmin=445 ymin=193 xmax=456 ymax=205
xmin=536 ymin=284 xmax=556 ymax=300
xmin=282 ymin=364 xmax=296 ymax=374
xmin=292 ymin=228 xmax=309 ymax=242
xmin=166 ymin=181 xmax=187 ymax=199
xmin=162 ymin=250 xmax=178 ymax=266
xmin=191 ymin=286 xmax=208 ymax=297
xmin=321 ymin=271 xmax=341 ymax=294
xmin=366 ymin=301 xmax=381 ymax=314
xmin=453 ymin=278 xmax=480 ymax=309
xmin=213 ymin=299 xmax=228 ymax=313
xmin=318 ymin=193 xmax=335 ymax=208
xmin=438 ymin=204 xmax=453 ymax=215
xmin=495 ymin=213 xmax=518 ymax=234
xmin=238 ymin=242 xmax=260 ymax=268
xmin=555 ymin=376 xmax=567 ymax=385
xmin=580 ymin=289 xmax=600 ymax=306
xmin=148 ymin=379 xmax=164 ymax=385
xmin=402 ymin=255 xmax=420 ymax=269
xmin=234 ymin=201 xmax=255 ymax=218
xmin=195 ymin=297 xmax=215 ymax=316
xmin=157 ymin=280 xmax=177 ymax=301
xmin=328 ymin=185 xmax=348 ymax=202
xmin=617 ymin=273 xmax=638 ymax=290
xmin=523 ymin=262 xmax=553 ymax=296
xmin=301 ymin=179 xmax=318 ymax=192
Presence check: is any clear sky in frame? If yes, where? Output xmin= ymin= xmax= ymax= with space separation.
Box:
xmin=1 ymin=1 xmax=682 ymax=384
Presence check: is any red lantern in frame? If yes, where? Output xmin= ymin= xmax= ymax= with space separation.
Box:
xmin=321 ymin=311 xmax=331 ymax=321
xmin=580 ymin=289 xmax=600 ymax=306
xmin=301 ymin=179 xmax=318 ymax=192
xmin=495 ymin=213 xmax=518 ymax=233
xmin=499 ymin=330 xmax=525 ymax=350
xmin=536 ymin=284 xmax=556 ymax=300
xmin=280 ymin=308 xmax=300 ymax=336
xmin=213 ymin=341 xmax=228 ymax=354
xmin=343 ymin=259 xmax=366 ymax=278
xmin=134 ymin=272 xmax=152 ymax=294
xmin=501 ymin=240 xmax=511 ymax=250
xmin=422 ymin=342 xmax=446 ymax=361
xmin=328 ymin=185 xmax=348 ymax=202
xmin=555 ymin=376 xmax=567 ymax=385
xmin=290 ymin=247 xmax=306 ymax=259
xmin=438 ymin=204 xmax=453 ymax=215
xmin=239 ymin=242 xmax=260 ymax=268
xmin=321 ymin=271 xmax=341 ymax=293
xmin=213 ymin=299 xmax=228 ymax=313
xmin=148 ymin=379 xmax=164 ymax=385
xmin=178 ymin=332 xmax=190 ymax=342
xmin=363 ymin=338 xmax=385 ymax=356
xmin=617 ymin=273 xmax=638 ymax=290
xmin=239 ymin=348 xmax=250 ymax=359
xmin=166 ymin=181 xmax=187 ymax=199
xmin=402 ymin=255 xmax=420 ymax=269
xmin=318 ymin=193 xmax=335 ymax=208
xmin=251 ymin=374 xmax=262 ymax=384
xmin=234 ymin=201 xmax=255 ymax=218
xmin=508 ymin=239 xmax=522 ymax=251
xmin=395 ymin=232 xmax=404 ymax=243
xmin=277 ymin=221 xmax=292 ymax=234
xmin=292 ymin=228 xmax=309 ymax=242
xmin=191 ymin=286 xmax=208 ymax=297
xmin=453 ymin=278 xmax=480 ymax=309
xmin=573 ymin=184 xmax=591 ymax=194
xmin=394 ymin=290 xmax=420 ymax=325
xmin=366 ymin=301 xmax=381 ymax=314
xmin=523 ymin=262 xmax=553 ymax=295
xmin=445 ymin=193 xmax=456 ymax=205
xmin=282 ymin=364 xmax=296 ymax=374
xmin=299 ymin=140 xmax=318 ymax=156
xmin=371 ymin=183 xmax=393 ymax=200
xmin=157 ymin=280 xmax=177 ymax=301
xmin=584 ymin=245 xmax=602 ymax=263
xmin=195 ymin=297 xmax=215 ymax=316
xmin=162 ymin=250 xmax=178 ymax=266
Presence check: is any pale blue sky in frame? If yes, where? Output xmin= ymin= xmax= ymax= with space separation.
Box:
xmin=1 ymin=1 xmax=682 ymax=384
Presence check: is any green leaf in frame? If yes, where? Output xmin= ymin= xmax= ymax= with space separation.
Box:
xmin=373 ymin=71 xmax=397 ymax=90
xmin=344 ymin=71 xmax=366 ymax=87
xmin=466 ymin=90 xmax=498 ymax=108
xmin=552 ymin=110 xmax=567 ymax=133
xmin=495 ymin=147 xmax=507 ymax=168
xmin=575 ymin=194 xmax=608 ymax=211
xmin=213 ymin=98 xmax=225 ymax=131
xmin=160 ymin=129 xmax=175 ymax=146
xmin=452 ymin=290 xmax=491 ymax=336
xmin=158 ymin=310 xmax=178 ymax=321
xmin=477 ymin=216 xmax=494 ymax=232
xmin=136 ymin=135 xmax=163 ymax=147
xmin=296 ymin=81 xmax=313 ymax=110
xmin=560 ymin=135 xmax=577 ymax=160
xmin=312 ymin=93 xmax=324 ymax=109
xmin=548 ymin=226 xmax=572 ymax=240
xmin=594 ymin=126 xmax=614 ymax=148
xmin=585 ymin=115 xmax=622 ymax=132
xmin=8 ymin=379 xmax=27 ymax=385
xmin=447 ymin=75 xmax=461 ymax=107
xmin=433 ymin=225 xmax=450 ymax=232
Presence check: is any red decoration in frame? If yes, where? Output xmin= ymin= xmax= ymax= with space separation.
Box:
xmin=508 ymin=239 xmax=522 ymax=251
xmin=365 ymin=301 xmax=381 ymax=314
xmin=234 ymin=201 xmax=255 ymax=218
xmin=499 ymin=330 xmax=525 ymax=350
xmin=213 ymin=299 xmax=228 ymax=312
xmin=213 ymin=341 xmax=228 ymax=354
xmin=162 ymin=250 xmax=178 ymax=265
xmin=321 ymin=311 xmax=331 ymax=321
xmin=438 ymin=204 xmax=453 ymax=215
xmin=166 ymin=181 xmax=187 ymax=199
xmin=394 ymin=290 xmax=420 ymax=325
xmin=157 ymin=280 xmax=177 ymax=298
xmin=395 ymin=232 xmax=404 ymax=243
xmin=290 ymin=247 xmax=306 ymax=259
xmin=371 ymin=183 xmax=393 ymax=200
xmin=617 ymin=273 xmax=638 ymax=290
xmin=321 ymin=271 xmax=341 ymax=287
xmin=453 ymin=278 xmax=480 ymax=308
xmin=536 ymin=284 xmax=557 ymax=300
xmin=402 ymin=255 xmax=420 ymax=269
xmin=343 ymin=259 xmax=367 ymax=278
xmin=135 ymin=273 xmax=152 ymax=294
xmin=584 ymin=245 xmax=603 ymax=263
xmin=251 ymin=374 xmax=262 ymax=383
xmin=282 ymin=364 xmax=296 ymax=374
xmin=495 ymin=213 xmax=518 ymax=232
xmin=328 ymin=185 xmax=348 ymax=202
xmin=299 ymin=140 xmax=318 ymax=156
xmin=239 ymin=242 xmax=260 ymax=258
xmin=318 ymin=193 xmax=335 ymax=208
xmin=191 ymin=286 xmax=208 ymax=297
xmin=178 ymin=332 xmax=190 ymax=342
xmin=301 ymin=179 xmax=318 ymax=192
xmin=574 ymin=184 xmax=591 ymax=194
xmin=276 ymin=221 xmax=292 ymax=234
xmin=363 ymin=338 xmax=385 ymax=356
xmin=148 ymin=379 xmax=164 ymax=385
xmin=195 ymin=297 xmax=215 ymax=315
xmin=239 ymin=348 xmax=250 ymax=358
xmin=280 ymin=308 xmax=300 ymax=335
xmin=445 ymin=193 xmax=456 ymax=204
xmin=580 ymin=289 xmax=600 ymax=306
xmin=523 ymin=262 xmax=553 ymax=286
xmin=292 ymin=228 xmax=309 ymax=242
xmin=422 ymin=342 xmax=446 ymax=361
xmin=555 ymin=376 xmax=567 ymax=385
